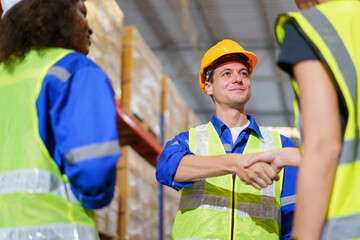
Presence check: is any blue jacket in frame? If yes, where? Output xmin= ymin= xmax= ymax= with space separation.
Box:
xmin=37 ymin=52 xmax=120 ymax=210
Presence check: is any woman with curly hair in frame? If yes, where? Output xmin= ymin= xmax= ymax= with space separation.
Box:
xmin=0 ymin=0 xmax=120 ymax=239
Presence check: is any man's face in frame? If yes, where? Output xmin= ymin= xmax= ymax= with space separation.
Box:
xmin=205 ymin=61 xmax=251 ymax=110
xmin=71 ymin=1 xmax=93 ymax=55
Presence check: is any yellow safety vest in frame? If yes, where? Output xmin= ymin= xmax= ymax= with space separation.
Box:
xmin=0 ymin=48 xmax=98 ymax=239
xmin=276 ymin=1 xmax=360 ymax=239
xmin=172 ymin=122 xmax=284 ymax=240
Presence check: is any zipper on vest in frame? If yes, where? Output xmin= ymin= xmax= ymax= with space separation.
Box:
xmin=230 ymin=174 xmax=235 ymax=240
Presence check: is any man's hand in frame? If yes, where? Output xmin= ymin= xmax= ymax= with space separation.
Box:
xmin=232 ymin=154 xmax=279 ymax=189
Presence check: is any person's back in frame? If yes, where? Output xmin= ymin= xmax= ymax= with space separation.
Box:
xmin=0 ymin=1 xmax=120 ymax=239
xmin=0 ymin=48 xmax=99 ymax=239
xmin=275 ymin=0 xmax=360 ymax=239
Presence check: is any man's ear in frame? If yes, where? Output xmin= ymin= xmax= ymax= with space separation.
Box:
xmin=204 ymin=81 xmax=213 ymax=96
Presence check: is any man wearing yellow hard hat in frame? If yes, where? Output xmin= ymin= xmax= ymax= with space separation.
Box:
xmin=156 ymin=39 xmax=298 ymax=239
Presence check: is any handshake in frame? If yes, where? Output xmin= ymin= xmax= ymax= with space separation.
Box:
xmin=237 ymin=147 xmax=300 ymax=189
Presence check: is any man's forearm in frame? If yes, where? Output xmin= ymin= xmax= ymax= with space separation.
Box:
xmin=173 ymin=154 xmax=237 ymax=182
xmin=174 ymin=153 xmax=279 ymax=189
xmin=275 ymin=148 xmax=301 ymax=168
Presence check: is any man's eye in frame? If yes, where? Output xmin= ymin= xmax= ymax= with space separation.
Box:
xmin=222 ymin=72 xmax=230 ymax=77
xmin=241 ymin=72 xmax=249 ymax=77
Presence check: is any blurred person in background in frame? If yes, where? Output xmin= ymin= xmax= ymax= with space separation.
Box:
xmin=156 ymin=39 xmax=298 ymax=240
xmin=247 ymin=0 xmax=360 ymax=239
xmin=276 ymin=0 xmax=360 ymax=239
xmin=0 ymin=0 xmax=120 ymax=239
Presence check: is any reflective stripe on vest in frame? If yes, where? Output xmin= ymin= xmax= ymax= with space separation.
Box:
xmin=172 ymin=122 xmax=284 ymax=240
xmin=276 ymin=1 xmax=360 ymax=239
xmin=179 ymin=194 xmax=231 ymax=212
xmin=178 ymin=181 xmax=281 ymax=223
xmin=0 ymin=224 xmax=98 ymax=240
xmin=194 ymin=124 xmax=209 ymax=156
xmin=301 ymin=10 xmax=357 ymax=104
xmin=322 ymin=213 xmax=360 ymax=240
xmin=0 ymin=169 xmax=79 ymax=203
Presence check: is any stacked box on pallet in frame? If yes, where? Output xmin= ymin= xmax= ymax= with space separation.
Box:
xmin=95 ymin=208 xmax=107 ymax=236
xmin=117 ymin=146 xmax=159 ymax=240
xmin=186 ymin=109 xmax=202 ymax=130
xmin=86 ymin=0 xmax=124 ymax=102
xmin=95 ymin=187 xmax=119 ymax=238
xmin=162 ymin=75 xmax=188 ymax=143
xmin=121 ymin=26 xmax=162 ymax=140
xmin=163 ymin=186 xmax=181 ymax=240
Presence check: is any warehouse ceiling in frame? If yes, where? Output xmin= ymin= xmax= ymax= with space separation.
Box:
xmin=115 ymin=0 xmax=299 ymax=128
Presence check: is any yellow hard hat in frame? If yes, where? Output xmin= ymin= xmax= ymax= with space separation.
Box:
xmin=199 ymin=39 xmax=257 ymax=93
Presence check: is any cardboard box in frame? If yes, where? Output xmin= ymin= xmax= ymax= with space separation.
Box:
xmin=95 ymin=187 xmax=119 ymax=238
xmin=86 ymin=0 xmax=124 ymax=102
xmin=162 ymin=75 xmax=188 ymax=143
xmin=119 ymin=213 xmax=159 ymax=240
xmin=117 ymin=146 xmax=159 ymax=240
xmin=121 ymin=26 xmax=162 ymax=139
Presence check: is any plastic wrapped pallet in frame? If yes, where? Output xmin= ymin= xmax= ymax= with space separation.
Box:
xmin=163 ymin=186 xmax=181 ymax=240
xmin=162 ymin=75 xmax=188 ymax=143
xmin=117 ymin=146 xmax=159 ymax=240
xmin=186 ymin=108 xmax=202 ymax=130
xmin=86 ymin=0 xmax=124 ymax=102
xmin=95 ymin=187 xmax=119 ymax=238
xmin=121 ymin=26 xmax=162 ymax=139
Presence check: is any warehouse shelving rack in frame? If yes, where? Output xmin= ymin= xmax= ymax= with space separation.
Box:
xmin=116 ymin=105 xmax=162 ymax=165
xmin=114 ymin=104 xmax=165 ymax=240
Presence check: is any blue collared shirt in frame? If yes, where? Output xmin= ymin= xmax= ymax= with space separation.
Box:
xmin=156 ymin=114 xmax=297 ymax=239
xmin=36 ymin=51 xmax=121 ymax=210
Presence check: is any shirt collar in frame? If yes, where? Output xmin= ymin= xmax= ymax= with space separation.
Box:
xmin=210 ymin=114 xmax=263 ymax=139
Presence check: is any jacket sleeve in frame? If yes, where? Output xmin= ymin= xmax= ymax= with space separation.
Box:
xmin=38 ymin=53 xmax=121 ymax=210
xmin=156 ymin=131 xmax=195 ymax=190
xmin=280 ymin=166 xmax=297 ymax=240
xmin=279 ymin=134 xmax=297 ymax=240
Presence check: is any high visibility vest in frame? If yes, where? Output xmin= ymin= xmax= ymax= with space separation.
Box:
xmin=0 ymin=48 xmax=98 ymax=240
xmin=276 ymin=1 xmax=360 ymax=239
xmin=171 ymin=122 xmax=284 ymax=240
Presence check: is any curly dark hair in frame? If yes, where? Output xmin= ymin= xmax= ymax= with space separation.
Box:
xmin=0 ymin=0 xmax=82 ymax=69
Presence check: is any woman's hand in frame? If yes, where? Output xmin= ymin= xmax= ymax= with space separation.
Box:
xmin=243 ymin=148 xmax=301 ymax=173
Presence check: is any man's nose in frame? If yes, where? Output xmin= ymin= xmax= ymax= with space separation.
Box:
xmin=232 ymin=73 xmax=243 ymax=84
